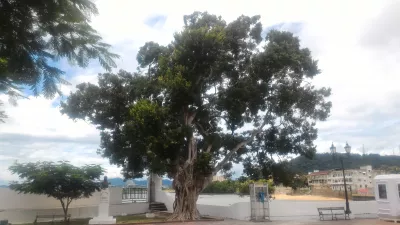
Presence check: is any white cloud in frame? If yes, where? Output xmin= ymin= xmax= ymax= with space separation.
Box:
xmin=1 ymin=0 xmax=400 ymax=183
xmin=0 ymin=72 xmax=121 ymax=183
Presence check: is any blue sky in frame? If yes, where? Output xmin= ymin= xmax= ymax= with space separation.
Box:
xmin=1 ymin=0 xmax=400 ymax=184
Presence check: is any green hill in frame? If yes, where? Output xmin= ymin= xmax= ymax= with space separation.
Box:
xmin=289 ymin=153 xmax=400 ymax=174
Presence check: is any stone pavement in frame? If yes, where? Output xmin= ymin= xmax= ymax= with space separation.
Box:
xmin=155 ymin=219 xmax=392 ymax=225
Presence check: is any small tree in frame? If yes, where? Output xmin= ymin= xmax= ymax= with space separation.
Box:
xmin=290 ymin=174 xmax=308 ymax=191
xmin=9 ymin=161 xmax=104 ymax=221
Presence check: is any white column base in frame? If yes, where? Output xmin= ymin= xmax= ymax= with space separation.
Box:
xmin=88 ymin=217 xmax=116 ymax=224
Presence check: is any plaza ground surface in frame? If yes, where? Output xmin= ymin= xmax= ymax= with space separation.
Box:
xmin=152 ymin=219 xmax=394 ymax=225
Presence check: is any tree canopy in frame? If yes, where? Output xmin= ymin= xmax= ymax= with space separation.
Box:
xmin=0 ymin=0 xmax=118 ymax=121
xmin=9 ymin=161 xmax=104 ymax=221
xmin=61 ymin=12 xmax=331 ymax=220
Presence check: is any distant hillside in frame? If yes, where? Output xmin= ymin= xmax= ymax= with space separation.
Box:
xmin=289 ymin=153 xmax=400 ymax=174
xmin=108 ymin=178 xmax=172 ymax=187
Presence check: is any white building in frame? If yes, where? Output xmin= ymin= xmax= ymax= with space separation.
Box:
xmin=212 ymin=175 xmax=226 ymax=182
xmin=307 ymin=165 xmax=387 ymax=193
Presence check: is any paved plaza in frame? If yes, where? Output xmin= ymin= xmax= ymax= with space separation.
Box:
xmin=156 ymin=219 xmax=394 ymax=225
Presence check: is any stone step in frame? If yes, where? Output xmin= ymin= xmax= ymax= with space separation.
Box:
xmin=149 ymin=202 xmax=168 ymax=212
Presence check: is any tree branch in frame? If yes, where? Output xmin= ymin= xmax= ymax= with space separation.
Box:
xmin=195 ymin=122 xmax=208 ymax=137
xmin=187 ymin=111 xmax=197 ymax=125
xmin=206 ymin=144 xmax=212 ymax=153
xmin=59 ymin=198 xmax=66 ymax=214
xmin=213 ymin=116 xmax=269 ymax=175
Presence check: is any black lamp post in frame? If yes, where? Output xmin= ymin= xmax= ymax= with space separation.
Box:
xmin=330 ymin=142 xmax=352 ymax=215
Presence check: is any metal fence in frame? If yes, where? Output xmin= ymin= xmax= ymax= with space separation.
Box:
xmin=122 ymin=187 xmax=148 ymax=203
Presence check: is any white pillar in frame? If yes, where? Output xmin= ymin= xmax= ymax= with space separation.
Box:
xmin=89 ymin=188 xmax=116 ymax=224
xmin=153 ymin=174 xmax=162 ymax=190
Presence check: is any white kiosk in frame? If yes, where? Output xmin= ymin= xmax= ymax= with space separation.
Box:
xmin=374 ymin=174 xmax=400 ymax=222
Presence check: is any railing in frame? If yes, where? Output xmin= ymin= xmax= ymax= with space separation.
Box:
xmin=122 ymin=187 xmax=148 ymax=203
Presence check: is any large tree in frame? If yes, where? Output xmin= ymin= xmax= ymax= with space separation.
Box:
xmin=9 ymin=161 xmax=105 ymax=221
xmin=61 ymin=12 xmax=331 ymax=220
xmin=0 ymin=0 xmax=119 ymax=122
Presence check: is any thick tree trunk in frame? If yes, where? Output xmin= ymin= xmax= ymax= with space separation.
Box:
xmin=168 ymin=163 xmax=206 ymax=221
xmin=169 ymin=183 xmax=200 ymax=220
xmin=168 ymin=110 xmax=211 ymax=221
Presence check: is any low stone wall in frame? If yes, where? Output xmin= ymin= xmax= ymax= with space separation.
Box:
xmin=352 ymin=195 xmax=375 ymax=201
xmin=0 ymin=206 xmax=98 ymax=224
xmin=0 ymin=187 xmax=101 ymax=210
xmin=0 ymin=187 xmax=149 ymax=224
xmin=0 ymin=203 xmax=149 ymax=224
xmin=198 ymin=200 xmax=378 ymax=221
xmin=310 ymin=187 xmax=354 ymax=199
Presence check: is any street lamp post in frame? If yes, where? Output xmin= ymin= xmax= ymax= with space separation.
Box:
xmin=330 ymin=142 xmax=352 ymax=215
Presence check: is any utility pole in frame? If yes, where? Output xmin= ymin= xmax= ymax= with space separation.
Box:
xmin=340 ymin=157 xmax=351 ymax=215
xmin=362 ymin=145 xmax=365 ymax=155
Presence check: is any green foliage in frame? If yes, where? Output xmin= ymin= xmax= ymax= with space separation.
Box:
xmin=202 ymin=180 xmax=238 ymax=194
xmin=202 ymin=179 xmax=275 ymax=196
xmin=0 ymin=0 xmax=118 ymax=101
xmin=61 ymin=11 xmax=331 ymax=208
xmin=9 ymin=161 xmax=104 ymax=221
xmin=290 ymin=175 xmax=308 ymax=191
xmin=289 ymin=153 xmax=400 ymax=173
xmin=237 ymin=179 xmax=275 ymax=196
xmin=130 ymin=99 xmax=164 ymax=125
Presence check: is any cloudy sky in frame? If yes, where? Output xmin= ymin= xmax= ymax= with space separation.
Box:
xmin=1 ymin=0 xmax=400 ymax=184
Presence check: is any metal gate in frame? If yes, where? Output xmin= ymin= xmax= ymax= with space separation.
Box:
xmin=250 ymin=183 xmax=270 ymax=221
xmin=122 ymin=187 xmax=148 ymax=203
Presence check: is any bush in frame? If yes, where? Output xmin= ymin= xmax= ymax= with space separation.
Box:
xmin=237 ymin=179 xmax=275 ymax=196
xmin=202 ymin=180 xmax=238 ymax=194
xmin=202 ymin=179 xmax=275 ymax=196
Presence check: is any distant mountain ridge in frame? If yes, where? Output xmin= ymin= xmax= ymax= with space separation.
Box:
xmin=289 ymin=153 xmax=400 ymax=174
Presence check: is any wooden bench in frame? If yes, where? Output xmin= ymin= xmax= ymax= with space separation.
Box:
xmin=317 ymin=207 xmax=350 ymax=221
xmin=34 ymin=214 xmax=71 ymax=224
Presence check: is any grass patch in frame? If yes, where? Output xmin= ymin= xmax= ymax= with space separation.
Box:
xmin=116 ymin=214 xmax=165 ymax=224
xmin=20 ymin=215 xmax=165 ymax=225
xmin=18 ymin=213 xmax=220 ymax=225
xmin=20 ymin=218 xmax=90 ymax=225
